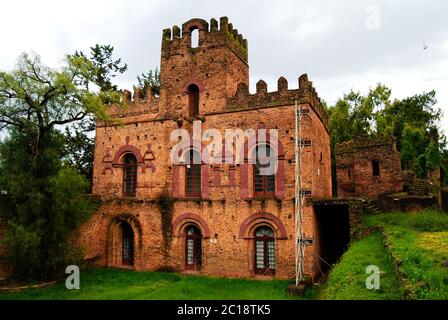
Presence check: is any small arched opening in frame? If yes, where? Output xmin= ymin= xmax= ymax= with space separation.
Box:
xmin=190 ymin=27 xmax=199 ymax=48
xmin=187 ymin=84 xmax=200 ymax=117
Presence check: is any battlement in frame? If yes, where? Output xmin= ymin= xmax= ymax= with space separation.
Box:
xmin=225 ymin=74 xmax=328 ymax=128
xmin=335 ymin=135 xmax=397 ymax=154
xmin=107 ymin=87 xmax=159 ymax=118
xmin=161 ymin=17 xmax=248 ymax=63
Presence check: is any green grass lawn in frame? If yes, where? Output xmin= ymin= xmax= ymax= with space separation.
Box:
xmin=0 ymin=231 xmax=399 ymax=300
xmin=0 ymin=268 xmax=315 ymax=300
xmin=2 ymin=210 xmax=446 ymax=300
xmin=320 ymin=232 xmax=403 ymax=300
xmin=365 ymin=210 xmax=448 ymax=300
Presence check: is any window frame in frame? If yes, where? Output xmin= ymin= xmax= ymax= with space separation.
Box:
xmin=254 ymin=226 xmax=276 ymax=275
xmin=123 ymin=153 xmax=138 ymax=197
xmin=121 ymin=222 xmax=134 ymax=266
xmin=185 ymin=149 xmax=202 ymax=198
xmin=253 ymin=144 xmax=276 ymax=198
xmin=185 ymin=225 xmax=202 ymax=270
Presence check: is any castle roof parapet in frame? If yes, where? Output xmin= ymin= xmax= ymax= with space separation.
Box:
xmin=226 ymin=74 xmax=328 ymax=129
xmin=161 ymin=17 xmax=248 ymax=63
xmin=335 ymin=135 xmax=397 ymax=154
xmin=106 ymin=87 xmax=159 ymax=118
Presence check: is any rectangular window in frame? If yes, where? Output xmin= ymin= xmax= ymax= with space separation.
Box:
xmin=372 ymin=159 xmax=380 ymax=177
xmin=186 ymin=164 xmax=201 ymax=197
xmin=254 ymin=164 xmax=275 ymax=196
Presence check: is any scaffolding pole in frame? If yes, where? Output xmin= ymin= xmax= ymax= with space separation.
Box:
xmin=294 ymin=100 xmax=306 ymax=286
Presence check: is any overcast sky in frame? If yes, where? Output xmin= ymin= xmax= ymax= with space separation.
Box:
xmin=1 ymin=0 xmax=447 ymax=131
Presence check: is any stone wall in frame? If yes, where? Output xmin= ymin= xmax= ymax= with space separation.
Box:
xmin=335 ymin=136 xmax=403 ymax=199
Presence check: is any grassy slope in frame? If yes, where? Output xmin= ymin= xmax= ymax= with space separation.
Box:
xmin=365 ymin=210 xmax=448 ymax=300
xmin=320 ymin=232 xmax=403 ymax=300
xmin=0 ymin=268 xmax=316 ymax=300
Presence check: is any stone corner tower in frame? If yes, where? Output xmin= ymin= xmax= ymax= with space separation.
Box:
xmin=159 ymin=17 xmax=249 ymax=117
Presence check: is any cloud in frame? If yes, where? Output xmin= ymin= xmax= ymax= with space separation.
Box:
xmin=0 ymin=0 xmax=446 ymax=130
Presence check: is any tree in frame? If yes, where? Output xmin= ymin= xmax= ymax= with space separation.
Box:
xmin=326 ymin=84 xmax=446 ymax=186
xmin=136 ymin=68 xmax=160 ymax=97
xmin=70 ymin=44 xmax=127 ymax=92
xmin=65 ymin=45 xmax=128 ymax=187
xmin=64 ymin=122 xmax=95 ymax=189
xmin=0 ymin=51 xmax=121 ymax=280
xmin=0 ymin=129 xmax=92 ymax=279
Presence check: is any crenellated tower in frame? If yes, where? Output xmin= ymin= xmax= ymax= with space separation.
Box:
xmin=159 ymin=17 xmax=249 ymax=117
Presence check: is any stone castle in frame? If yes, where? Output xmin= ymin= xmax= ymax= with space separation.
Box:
xmin=1 ymin=17 xmax=438 ymax=282
xmin=76 ymin=17 xmax=333 ymax=280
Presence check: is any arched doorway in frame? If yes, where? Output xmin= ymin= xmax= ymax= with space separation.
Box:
xmin=121 ymin=222 xmax=134 ymax=266
xmin=185 ymin=225 xmax=202 ymax=270
xmin=254 ymin=226 xmax=275 ymax=275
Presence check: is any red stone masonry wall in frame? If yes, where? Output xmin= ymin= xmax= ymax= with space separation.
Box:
xmin=335 ymin=137 xmax=403 ymax=199
xmin=80 ymin=17 xmax=332 ymax=281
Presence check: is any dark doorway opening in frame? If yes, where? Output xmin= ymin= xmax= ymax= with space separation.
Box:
xmin=121 ymin=222 xmax=134 ymax=266
xmin=314 ymin=204 xmax=350 ymax=275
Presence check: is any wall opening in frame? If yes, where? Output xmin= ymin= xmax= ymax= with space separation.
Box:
xmin=187 ymin=84 xmax=200 ymax=117
xmin=121 ymin=222 xmax=134 ymax=266
xmin=372 ymin=159 xmax=380 ymax=177
xmin=190 ymin=28 xmax=199 ymax=48
xmin=314 ymin=204 xmax=350 ymax=275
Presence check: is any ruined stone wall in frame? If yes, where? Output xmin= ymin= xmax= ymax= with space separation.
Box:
xmin=335 ymin=137 xmax=403 ymax=199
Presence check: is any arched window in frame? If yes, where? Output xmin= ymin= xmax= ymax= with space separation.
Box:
xmin=191 ymin=28 xmax=199 ymax=48
xmin=254 ymin=226 xmax=275 ymax=275
xmin=121 ymin=222 xmax=134 ymax=266
xmin=123 ymin=153 xmax=137 ymax=196
xmin=185 ymin=225 xmax=202 ymax=270
xmin=185 ymin=149 xmax=202 ymax=198
xmin=253 ymin=144 xmax=276 ymax=197
xmin=187 ymin=84 xmax=200 ymax=117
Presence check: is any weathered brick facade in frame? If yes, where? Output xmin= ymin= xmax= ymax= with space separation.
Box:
xmin=335 ymin=136 xmax=403 ymax=199
xmin=78 ymin=17 xmax=332 ymax=280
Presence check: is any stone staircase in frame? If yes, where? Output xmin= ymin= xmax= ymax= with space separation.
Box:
xmin=364 ymin=199 xmax=382 ymax=214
